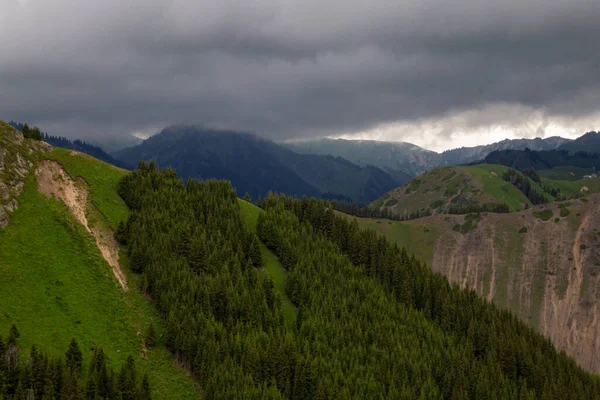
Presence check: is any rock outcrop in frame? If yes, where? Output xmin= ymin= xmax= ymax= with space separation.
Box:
xmin=0 ymin=121 xmax=52 ymax=227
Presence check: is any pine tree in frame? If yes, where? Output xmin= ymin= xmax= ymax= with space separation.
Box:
xmin=8 ymin=325 xmax=20 ymax=344
xmin=118 ymin=356 xmax=138 ymax=400
xmin=21 ymin=123 xmax=30 ymax=138
xmin=139 ymin=374 xmax=151 ymax=400
xmin=65 ymin=339 xmax=83 ymax=374
xmin=145 ymin=324 xmax=156 ymax=348
xmin=31 ymin=127 xmax=42 ymax=141
xmin=243 ymin=192 xmax=252 ymax=203
xmin=249 ymin=236 xmax=262 ymax=267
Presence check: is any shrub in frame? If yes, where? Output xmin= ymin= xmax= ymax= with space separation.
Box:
xmin=533 ymin=209 xmax=553 ymax=221
xmin=560 ymin=207 xmax=570 ymax=217
xmin=429 ymin=199 xmax=445 ymax=209
xmin=519 ymin=227 xmax=528 ymax=234
xmin=384 ymin=199 xmax=398 ymax=207
xmin=580 ymin=244 xmax=588 ymax=250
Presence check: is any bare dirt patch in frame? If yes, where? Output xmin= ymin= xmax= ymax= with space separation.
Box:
xmin=35 ymin=160 xmax=128 ymax=290
xmin=423 ymin=197 xmax=600 ymax=373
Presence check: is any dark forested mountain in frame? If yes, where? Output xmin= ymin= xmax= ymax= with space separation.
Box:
xmin=284 ymin=136 xmax=571 ymax=179
xmin=8 ymin=121 xmax=121 ymax=167
xmin=114 ymin=126 xmax=400 ymax=204
xmin=440 ymin=136 xmax=570 ymax=165
xmin=557 ymin=131 xmax=600 ymax=154
xmin=481 ymin=148 xmax=600 ymax=171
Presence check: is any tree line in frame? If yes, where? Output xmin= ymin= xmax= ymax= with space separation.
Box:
xmin=9 ymin=121 xmax=42 ymax=141
xmin=0 ymin=325 xmax=150 ymax=399
xmin=325 ymin=199 xmax=510 ymax=222
xmin=116 ymin=162 xmax=600 ymax=398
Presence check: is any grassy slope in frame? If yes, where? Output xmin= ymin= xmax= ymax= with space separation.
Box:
xmin=335 ymin=212 xmax=438 ymax=266
xmin=463 ymin=165 xmax=531 ymax=211
xmin=372 ymin=165 xmax=532 ymax=216
xmin=238 ymin=199 xmax=298 ymax=327
xmin=0 ymin=148 xmax=198 ymax=399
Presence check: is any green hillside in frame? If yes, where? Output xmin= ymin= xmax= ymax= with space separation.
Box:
xmin=0 ymin=126 xmax=198 ymax=398
xmin=372 ymin=165 xmax=532 ymax=217
xmin=371 ymin=163 xmax=600 ymax=219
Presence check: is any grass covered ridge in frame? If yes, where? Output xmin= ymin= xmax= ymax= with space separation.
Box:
xmin=372 ymin=164 xmax=532 ymax=218
xmin=0 ymin=146 xmax=198 ymax=398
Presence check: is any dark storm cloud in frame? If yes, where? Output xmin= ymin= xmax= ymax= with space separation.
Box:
xmin=1 ymin=0 xmax=599 ymax=148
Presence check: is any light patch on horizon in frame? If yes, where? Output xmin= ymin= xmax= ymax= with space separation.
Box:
xmin=334 ymin=106 xmax=600 ymax=152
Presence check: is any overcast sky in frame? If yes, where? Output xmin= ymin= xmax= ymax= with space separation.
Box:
xmin=1 ymin=0 xmax=599 ymax=151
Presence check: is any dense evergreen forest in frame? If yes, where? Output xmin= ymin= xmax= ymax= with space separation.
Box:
xmin=482 ymin=148 xmax=600 ymax=171
xmin=118 ymin=162 xmax=600 ymax=399
xmin=331 ymin=199 xmax=510 ymax=221
xmin=0 ymin=326 xmax=150 ymax=399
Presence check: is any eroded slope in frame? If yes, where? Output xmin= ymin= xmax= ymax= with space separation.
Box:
xmin=36 ymin=159 xmax=127 ymax=289
xmin=374 ymin=198 xmax=600 ymax=373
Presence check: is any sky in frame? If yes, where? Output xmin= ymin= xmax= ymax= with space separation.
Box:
xmin=1 ymin=0 xmax=599 ymax=152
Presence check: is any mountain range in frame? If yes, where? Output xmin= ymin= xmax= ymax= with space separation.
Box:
xmin=286 ymin=136 xmax=572 ymax=179
xmin=113 ymin=125 xmax=400 ymax=204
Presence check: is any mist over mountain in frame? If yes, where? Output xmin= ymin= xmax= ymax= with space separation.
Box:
xmin=285 ymin=135 xmax=572 ymax=179
xmin=114 ymin=126 xmax=400 ymax=204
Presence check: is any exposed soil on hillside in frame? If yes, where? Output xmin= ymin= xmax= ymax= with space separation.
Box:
xmin=35 ymin=160 xmax=128 ymax=290
xmin=422 ymin=197 xmax=600 ymax=373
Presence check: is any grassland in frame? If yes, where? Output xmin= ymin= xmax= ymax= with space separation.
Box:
xmin=238 ymin=199 xmax=298 ymax=327
xmin=372 ymin=165 xmax=535 ymax=217
xmin=336 ymin=212 xmax=439 ymax=265
xmin=0 ymin=148 xmax=198 ymax=399
xmin=461 ymin=165 xmax=531 ymax=211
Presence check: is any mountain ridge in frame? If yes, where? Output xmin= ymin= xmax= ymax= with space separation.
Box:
xmin=285 ymin=135 xmax=572 ymax=179
xmin=114 ymin=125 xmax=401 ymax=204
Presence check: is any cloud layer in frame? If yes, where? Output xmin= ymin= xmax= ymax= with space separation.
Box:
xmin=1 ymin=0 xmax=599 ymax=150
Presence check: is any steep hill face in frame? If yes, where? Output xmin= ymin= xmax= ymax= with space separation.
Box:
xmin=350 ymin=197 xmax=600 ymax=374
xmin=115 ymin=126 xmax=399 ymax=204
